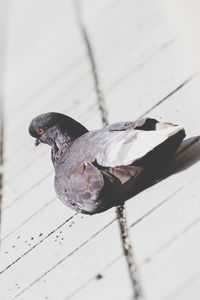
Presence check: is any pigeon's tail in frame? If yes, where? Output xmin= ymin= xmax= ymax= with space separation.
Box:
xmin=134 ymin=127 xmax=186 ymax=170
xmin=159 ymin=127 xmax=186 ymax=159
xmin=158 ymin=123 xmax=186 ymax=155
xmin=116 ymin=127 xmax=185 ymax=202
xmin=151 ymin=122 xmax=186 ymax=163
xmin=160 ymin=124 xmax=185 ymax=138
xmin=155 ymin=122 xmax=184 ymax=134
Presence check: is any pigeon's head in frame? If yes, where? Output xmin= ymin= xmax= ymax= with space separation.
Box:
xmin=29 ymin=112 xmax=88 ymax=147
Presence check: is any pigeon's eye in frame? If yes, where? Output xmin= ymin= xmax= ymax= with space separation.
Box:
xmin=36 ymin=127 xmax=45 ymax=135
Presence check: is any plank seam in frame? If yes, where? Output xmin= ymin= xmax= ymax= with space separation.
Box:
xmin=65 ymin=255 xmax=122 ymax=300
xmin=0 ymin=214 xmax=76 ymax=274
xmin=130 ymin=186 xmax=184 ymax=228
xmin=13 ymin=219 xmax=116 ymax=299
xmin=74 ymin=1 xmax=145 ymax=299
xmin=1 ymin=196 xmax=56 ymax=241
xmin=66 ymin=212 xmax=200 ymax=300
xmin=164 ymin=270 xmax=200 ymax=300
xmin=140 ymin=73 xmax=198 ymax=118
xmin=74 ymin=1 xmax=108 ymax=126
xmin=106 ymin=37 xmax=177 ymax=93
xmin=149 ymin=216 xmax=200 ymax=264
xmin=3 ymin=171 xmax=52 ymax=211
xmin=11 ymin=55 xmax=85 ymax=116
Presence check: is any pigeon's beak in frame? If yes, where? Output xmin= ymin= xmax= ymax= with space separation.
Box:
xmin=35 ymin=139 xmax=40 ymax=146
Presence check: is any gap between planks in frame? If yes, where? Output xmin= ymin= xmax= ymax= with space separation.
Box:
xmin=75 ymin=0 xmax=145 ymax=299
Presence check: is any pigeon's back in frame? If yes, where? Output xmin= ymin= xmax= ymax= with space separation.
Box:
xmin=57 ymin=123 xmax=184 ymax=169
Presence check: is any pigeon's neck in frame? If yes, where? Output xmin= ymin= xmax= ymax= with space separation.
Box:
xmin=51 ymin=133 xmax=74 ymax=167
xmin=51 ymin=127 xmax=88 ymax=167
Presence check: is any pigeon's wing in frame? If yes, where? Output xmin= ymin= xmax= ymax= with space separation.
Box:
xmin=96 ymin=124 xmax=184 ymax=167
xmin=55 ymin=161 xmax=105 ymax=214
xmin=101 ymin=163 xmax=145 ymax=202
xmin=104 ymin=118 xmax=158 ymax=132
xmin=95 ymin=121 xmax=185 ymax=201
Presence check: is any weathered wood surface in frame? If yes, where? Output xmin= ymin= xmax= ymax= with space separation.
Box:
xmin=1 ymin=0 xmax=200 ymax=299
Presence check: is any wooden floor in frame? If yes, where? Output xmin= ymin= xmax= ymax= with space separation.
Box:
xmin=1 ymin=0 xmax=200 ymax=299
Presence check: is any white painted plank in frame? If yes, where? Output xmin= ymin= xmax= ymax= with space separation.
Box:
xmin=80 ymin=0 xmax=120 ymax=24
xmin=4 ymin=63 xmax=93 ymax=159
xmin=105 ymin=40 xmax=196 ymax=122
xmin=1 ymin=175 xmax=55 ymax=239
xmin=129 ymin=173 xmax=200 ymax=264
xmin=0 ymin=210 xmax=116 ymax=300
xmin=69 ymin=195 xmax=200 ymax=300
xmin=4 ymin=0 xmax=82 ymax=113
xmin=170 ymin=275 xmax=200 ymax=300
xmin=10 ymin=221 xmax=127 ymax=300
xmin=81 ymin=0 xmax=180 ymax=91
xmin=140 ymin=220 xmax=200 ymax=300
xmin=68 ymin=257 xmax=132 ymax=300
xmin=141 ymin=73 xmax=200 ymax=137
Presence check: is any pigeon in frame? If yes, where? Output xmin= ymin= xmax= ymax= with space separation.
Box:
xmin=29 ymin=112 xmax=185 ymax=215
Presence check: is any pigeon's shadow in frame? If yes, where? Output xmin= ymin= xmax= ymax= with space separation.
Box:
xmin=162 ymin=135 xmax=200 ymax=178
xmin=126 ymin=135 xmax=200 ymax=201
